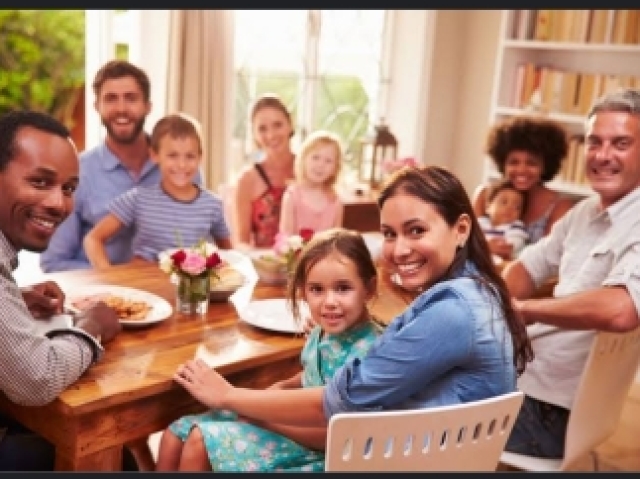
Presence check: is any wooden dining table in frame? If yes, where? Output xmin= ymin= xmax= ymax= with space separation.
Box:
xmin=0 ymin=260 xmax=409 ymax=471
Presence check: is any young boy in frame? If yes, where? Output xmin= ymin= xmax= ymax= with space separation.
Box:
xmin=84 ymin=113 xmax=232 ymax=268
xmin=477 ymin=179 xmax=529 ymax=259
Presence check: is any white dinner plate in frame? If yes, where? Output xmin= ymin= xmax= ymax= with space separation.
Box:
xmin=67 ymin=285 xmax=173 ymax=328
xmin=237 ymin=298 xmax=307 ymax=334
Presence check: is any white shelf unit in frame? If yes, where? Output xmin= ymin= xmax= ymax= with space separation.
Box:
xmin=484 ymin=10 xmax=640 ymax=201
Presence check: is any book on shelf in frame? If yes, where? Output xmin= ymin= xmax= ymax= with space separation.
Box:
xmin=560 ymin=71 xmax=580 ymax=115
xmin=516 ymin=10 xmax=537 ymax=40
xmin=510 ymin=66 xmax=640 ymax=116
xmin=552 ymin=10 xmax=574 ymax=42
xmin=588 ymin=10 xmax=610 ymax=43
xmin=626 ymin=10 xmax=640 ymax=44
xmin=576 ymin=74 xmax=597 ymax=116
xmin=520 ymin=62 xmax=539 ymax=108
xmin=513 ymin=63 xmax=526 ymax=108
xmin=571 ymin=10 xmax=593 ymax=43
xmin=534 ymin=10 xmax=551 ymax=41
xmin=511 ymin=9 xmax=640 ymax=45
xmin=559 ymin=135 xmax=587 ymax=186
xmin=612 ymin=10 xmax=629 ymax=44
xmin=609 ymin=9 xmax=640 ymax=45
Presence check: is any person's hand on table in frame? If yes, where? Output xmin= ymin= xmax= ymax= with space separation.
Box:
xmin=21 ymin=281 xmax=65 ymax=318
xmin=487 ymin=237 xmax=514 ymax=260
xmin=174 ymin=358 xmax=233 ymax=409
xmin=75 ymin=302 xmax=122 ymax=344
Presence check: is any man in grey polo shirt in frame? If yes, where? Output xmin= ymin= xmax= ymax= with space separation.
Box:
xmin=502 ymin=88 xmax=640 ymax=458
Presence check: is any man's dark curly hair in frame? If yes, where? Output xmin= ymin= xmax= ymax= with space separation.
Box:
xmin=0 ymin=110 xmax=70 ymax=172
xmin=485 ymin=116 xmax=568 ymax=183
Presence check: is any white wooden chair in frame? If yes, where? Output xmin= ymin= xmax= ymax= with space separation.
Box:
xmin=325 ymin=391 xmax=524 ymax=471
xmin=500 ymin=328 xmax=640 ymax=472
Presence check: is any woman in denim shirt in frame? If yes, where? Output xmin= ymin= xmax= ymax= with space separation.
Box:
xmin=170 ymin=166 xmax=533 ymax=470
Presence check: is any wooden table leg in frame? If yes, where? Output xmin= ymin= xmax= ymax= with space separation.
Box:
xmin=54 ymin=445 xmax=123 ymax=471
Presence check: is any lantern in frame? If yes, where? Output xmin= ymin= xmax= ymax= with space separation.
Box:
xmin=357 ymin=120 xmax=398 ymax=190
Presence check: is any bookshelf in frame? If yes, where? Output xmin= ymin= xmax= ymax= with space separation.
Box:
xmin=485 ymin=9 xmax=640 ymax=200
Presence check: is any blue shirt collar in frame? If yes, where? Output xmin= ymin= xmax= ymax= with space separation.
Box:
xmin=98 ymin=138 xmax=157 ymax=178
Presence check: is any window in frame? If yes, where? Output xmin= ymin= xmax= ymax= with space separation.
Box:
xmin=86 ymin=10 xmax=433 ymax=185
xmin=231 ymin=10 xmax=392 ymax=182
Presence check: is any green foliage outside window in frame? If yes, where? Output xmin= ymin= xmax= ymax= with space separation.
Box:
xmin=0 ymin=10 xmax=85 ymax=128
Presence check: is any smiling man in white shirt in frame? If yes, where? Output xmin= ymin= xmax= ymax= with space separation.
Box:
xmin=502 ymin=88 xmax=640 ymax=458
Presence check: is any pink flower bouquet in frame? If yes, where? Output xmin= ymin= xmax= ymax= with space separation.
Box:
xmin=159 ymin=240 xmax=225 ymax=313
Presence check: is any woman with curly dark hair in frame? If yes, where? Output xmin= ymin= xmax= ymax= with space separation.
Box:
xmin=472 ymin=116 xmax=575 ymax=260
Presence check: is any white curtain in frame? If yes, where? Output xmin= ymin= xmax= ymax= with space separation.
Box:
xmin=166 ymin=10 xmax=235 ymax=191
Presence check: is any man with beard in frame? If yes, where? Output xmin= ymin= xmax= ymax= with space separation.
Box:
xmin=41 ymin=60 xmax=168 ymax=272
xmin=0 ymin=110 xmax=132 ymax=470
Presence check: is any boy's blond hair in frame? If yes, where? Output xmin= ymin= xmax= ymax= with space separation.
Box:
xmin=295 ymin=130 xmax=343 ymax=187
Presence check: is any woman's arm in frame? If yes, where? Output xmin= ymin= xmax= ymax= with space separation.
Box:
xmin=83 ymin=214 xmax=124 ymax=269
xmin=174 ymin=359 xmax=327 ymax=427
xmin=234 ymin=169 xmax=254 ymax=245
xmin=278 ymin=187 xmax=296 ymax=236
xmin=268 ymin=371 xmax=303 ymax=390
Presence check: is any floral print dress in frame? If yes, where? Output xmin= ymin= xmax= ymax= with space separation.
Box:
xmin=168 ymin=321 xmax=380 ymax=472
xmin=250 ymin=163 xmax=286 ymax=248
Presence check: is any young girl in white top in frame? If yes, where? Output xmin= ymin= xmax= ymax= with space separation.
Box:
xmin=278 ymin=130 xmax=344 ymax=236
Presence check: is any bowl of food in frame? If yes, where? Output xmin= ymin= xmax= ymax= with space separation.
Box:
xmin=249 ymin=250 xmax=290 ymax=286
xmin=209 ymin=264 xmax=246 ymax=302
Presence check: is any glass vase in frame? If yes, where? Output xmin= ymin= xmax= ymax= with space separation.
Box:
xmin=176 ymin=274 xmax=210 ymax=316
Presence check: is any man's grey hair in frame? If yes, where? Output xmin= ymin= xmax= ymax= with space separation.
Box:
xmin=587 ymin=88 xmax=640 ymax=120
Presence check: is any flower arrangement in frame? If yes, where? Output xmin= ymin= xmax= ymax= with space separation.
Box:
xmin=159 ymin=240 xmax=224 ymax=315
xmin=159 ymin=240 xmax=223 ymax=279
xmin=252 ymin=228 xmax=314 ymax=284
xmin=382 ymin=156 xmax=419 ymax=175
xmin=273 ymin=228 xmax=315 ymax=272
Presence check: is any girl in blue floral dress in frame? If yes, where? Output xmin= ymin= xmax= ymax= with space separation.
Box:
xmin=156 ymin=228 xmax=383 ymax=471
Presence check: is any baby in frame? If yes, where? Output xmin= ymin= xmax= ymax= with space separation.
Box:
xmin=477 ymin=179 xmax=529 ymax=259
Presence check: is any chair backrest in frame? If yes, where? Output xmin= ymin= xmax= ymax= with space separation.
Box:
xmin=560 ymin=328 xmax=640 ymax=470
xmin=325 ymin=391 xmax=524 ymax=471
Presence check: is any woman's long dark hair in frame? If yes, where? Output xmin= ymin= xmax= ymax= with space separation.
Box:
xmin=377 ymin=165 xmax=533 ymax=376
